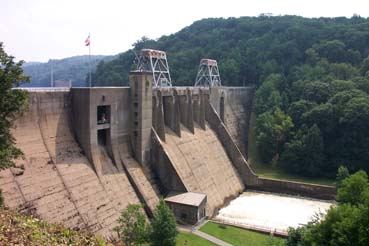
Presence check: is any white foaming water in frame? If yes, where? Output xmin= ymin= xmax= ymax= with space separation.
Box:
xmin=215 ymin=191 xmax=334 ymax=234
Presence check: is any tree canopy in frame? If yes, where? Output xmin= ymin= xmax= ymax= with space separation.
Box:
xmin=22 ymin=55 xmax=111 ymax=87
xmin=150 ymin=199 xmax=178 ymax=246
xmin=114 ymin=204 xmax=149 ymax=246
xmin=91 ymin=16 xmax=369 ymax=88
xmin=0 ymin=42 xmax=29 ymax=170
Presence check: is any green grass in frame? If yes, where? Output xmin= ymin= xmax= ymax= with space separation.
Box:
xmin=200 ymin=222 xmax=285 ymax=246
xmin=176 ymin=232 xmax=214 ymax=246
xmin=248 ymin=113 xmax=334 ymax=186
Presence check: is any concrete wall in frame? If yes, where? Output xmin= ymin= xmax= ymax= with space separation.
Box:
xmin=222 ymin=87 xmax=255 ymax=158
xmin=251 ymin=178 xmax=336 ymax=200
xmin=0 ymin=91 xmax=141 ymax=238
xmin=71 ymin=87 xmax=131 ymax=171
xmin=150 ymin=130 xmax=187 ymax=194
xmin=71 ymin=87 xmax=162 ymax=216
xmin=70 ymin=89 xmax=91 ymax=162
xmin=129 ymin=72 xmax=153 ymax=166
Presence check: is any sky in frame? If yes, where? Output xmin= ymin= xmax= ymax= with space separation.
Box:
xmin=1 ymin=0 xmax=369 ymax=62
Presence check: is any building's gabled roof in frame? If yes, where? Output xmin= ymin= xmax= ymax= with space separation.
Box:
xmin=165 ymin=192 xmax=206 ymax=207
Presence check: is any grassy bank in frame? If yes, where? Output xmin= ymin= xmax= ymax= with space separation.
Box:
xmin=248 ymin=113 xmax=334 ymax=186
xmin=200 ymin=221 xmax=285 ymax=246
xmin=176 ymin=232 xmax=214 ymax=246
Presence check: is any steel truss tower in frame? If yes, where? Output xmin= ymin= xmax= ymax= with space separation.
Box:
xmin=194 ymin=59 xmax=221 ymax=87
xmin=137 ymin=49 xmax=172 ymax=87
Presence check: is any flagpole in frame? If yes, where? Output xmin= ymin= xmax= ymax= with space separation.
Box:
xmin=89 ymin=33 xmax=92 ymax=87
xmin=51 ymin=61 xmax=54 ymax=87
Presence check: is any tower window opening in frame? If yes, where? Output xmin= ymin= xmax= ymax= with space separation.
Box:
xmin=98 ymin=129 xmax=108 ymax=145
xmin=97 ymin=105 xmax=110 ymax=125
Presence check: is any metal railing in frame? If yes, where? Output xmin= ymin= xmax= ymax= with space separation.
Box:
xmin=211 ymin=218 xmax=288 ymax=237
xmin=14 ymin=87 xmax=71 ymax=92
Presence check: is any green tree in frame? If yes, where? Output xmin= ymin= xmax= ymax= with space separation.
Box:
xmin=305 ymin=48 xmax=319 ymax=65
xmin=273 ymin=108 xmax=294 ymax=162
xmin=114 ymin=204 xmax=149 ymax=246
xmin=330 ymin=63 xmax=358 ymax=80
xmin=280 ymin=124 xmax=324 ymax=176
xmin=302 ymin=81 xmax=331 ymax=104
xmin=360 ymin=55 xmax=369 ymax=75
xmin=336 ymin=165 xmax=350 ymax=187
xmin=329 ymin=79 xmax=357 ymax=94
xmin=150 ymin=199 xmax=178 ymax=246
xmin=286 ymin=227 xmax=303 ymax=246
xmin=0 ymin=42 xmax=29 ymax=170
xmin=254 ymin=74 xmax=285 ymax=114
xmin=352 ymin=76 xmax=369 ymax=93
xmin=337 ymin=170 xmax=369 ymax=206
xmin=255 ymin=111 xmax=276 ymax=163
xmin=314 ymin=40 xmax=347 ymax=63
xmin=255 ymin=108 xmax=293 ymax=164
xmin=288 ymin=100 xmax=316 ymax=128
xmin=286 ymin=171 xmax=369 ymax=246
xmin=303 ymin=204 xmax=364 ymax=246
xmin=339 ymin=96 xmax=369 ymax=173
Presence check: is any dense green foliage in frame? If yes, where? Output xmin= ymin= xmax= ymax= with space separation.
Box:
xmin=114 ymin=201 xmax=178 ymax=246
xmin=335 ymin=165 xmax=350 ymax=187
xmin=114 ymin=204 xmax=149 ymax=246
xmin=255 ymin=51 xmax=369 ymax=177
xmin=246 ymin=17 xmax=369 ymax=177
xmin=337 ymin=170 xmax=369 ymax=205
xmin=200 ymin=221 xmax=285 ymax=246
xmin=150 ymin=199 xmax=178 ymax=246
xmin=92 ymin=16 xmax=369 ymax=87
xmin=22 ymin=55 xmax=113 ymax=87
xmin=0 ymin=42 xmax=29 ymax=170
xmin=286 ymin=170 xmax=369 ymax=246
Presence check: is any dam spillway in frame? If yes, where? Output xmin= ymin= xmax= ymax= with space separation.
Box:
xmin=214 ymin=191 xmax=335 ymax=235
xmin=0 ymin=71 xmax=336 ymax=238
xmin=162 ymin=123 xmax=244 ymax=217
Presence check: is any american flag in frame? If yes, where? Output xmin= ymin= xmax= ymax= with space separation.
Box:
xmin=85 ymin=34 xmax=90 ymax=46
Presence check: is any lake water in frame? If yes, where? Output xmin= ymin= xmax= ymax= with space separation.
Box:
xmin=214 ymin=191 xmax=335 ymax=234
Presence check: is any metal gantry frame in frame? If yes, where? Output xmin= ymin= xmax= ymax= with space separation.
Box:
xmin=137 ymin=49 xmax=172 ymax=87
xmin=194 ymin=59 xmax=222 ymax=87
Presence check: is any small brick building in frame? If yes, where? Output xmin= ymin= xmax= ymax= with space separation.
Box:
xmin=165 ymin=192 xmax=207 ymax=225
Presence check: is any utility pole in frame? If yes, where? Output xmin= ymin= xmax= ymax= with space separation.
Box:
xmin=89 ymin=33 xmax=92 ymax=87
xmin=85 ymin=33 xmax=92 ymax=87
xmin=50 ymin=61 xmax=54 ymax=87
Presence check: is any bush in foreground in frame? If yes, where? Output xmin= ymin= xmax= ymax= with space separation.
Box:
xmin=0 ymin=208 xmax=110 ymax=245
xmin=286 ymin=170 xmax=369 ymax=246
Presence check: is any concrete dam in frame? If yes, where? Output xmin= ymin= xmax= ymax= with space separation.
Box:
xmin=0 ymin=71 xmax=336 ymax=238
